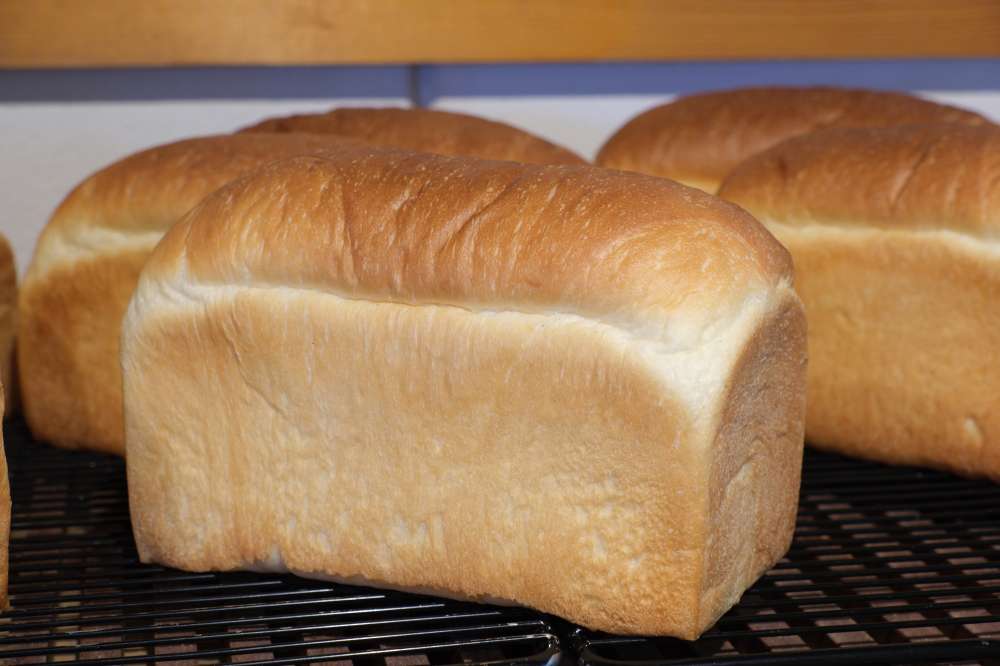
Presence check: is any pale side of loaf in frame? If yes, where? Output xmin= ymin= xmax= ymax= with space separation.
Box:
xmin=0 ymin=381 xmax=8 ymax=610
xmin=19 ymin=133 xmax=362 ymax=454
xmin=122 ymin=148 xmax=807 ymax=638
xmin=0 ymin=235 xmax=15 ymax=416
xmin=597 ymin=87 xmax=987 ymax=193
xmin=238 ymin=106 xmax=587 ymax=165
xmin=719 ymin=124 xmax=1000 ymax=478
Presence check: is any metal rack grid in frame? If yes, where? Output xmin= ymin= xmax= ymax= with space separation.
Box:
xmin=1 ymin=419 xmax=998 ymax=665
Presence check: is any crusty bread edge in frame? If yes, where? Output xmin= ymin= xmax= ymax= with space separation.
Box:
xmin=19 ymin=247 xmax=151 ymax=454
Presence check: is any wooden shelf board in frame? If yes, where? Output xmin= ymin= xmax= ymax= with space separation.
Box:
xmin=2 ymin=0 xmax=999 ymax=68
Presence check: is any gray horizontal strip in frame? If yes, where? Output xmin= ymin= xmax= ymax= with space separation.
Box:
xmin=416 ymin=59 xmax=1000 ymax=103
xmin=0 ymin=66 xmax=412 ymax=102
xmin=2 ymin=59 xmax=998 ymax=104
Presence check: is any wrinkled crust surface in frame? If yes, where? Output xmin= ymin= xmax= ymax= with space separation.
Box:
xmin=145 ymin=149 xmax=792 ymax=351
xmin=720 ymin=125 xmax=1000 ymax=239
xmin=239 ymin=107 xmax=587 ymax=166
xmin=597 ymin=86 xmax=986 ymax=192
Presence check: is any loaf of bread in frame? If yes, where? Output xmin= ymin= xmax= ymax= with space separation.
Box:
xmin=122 ymin=146 xmax=807 ymax=638
xmin=719 ymin=124 xmax=1000 ymax=478
xmin=239 ymin=106 xmax=586 ymax=165
xmin=0 ymin=235 xmax=15 ymax=416
xmin=19 ymin=133 xmax=363 ymax=454
xmin=597 ymin=87 xmax=987 ymax=193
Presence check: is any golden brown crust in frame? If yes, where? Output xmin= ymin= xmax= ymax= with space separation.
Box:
xmin=703 ymin=292 xmax=806 ymax=629
xmin=19 ymin=133 xmax=364 ymax=453
xmin=124 ymin=146 xmax=806 ymax=638
xmin=717 ymin=124 xmax=1000 ymax=479
xmin=596 ymin=87 xmax=987 ymax=192
xmin=19 ymin=250 xmax=147 ymax=453
xmin=150 ymin=148 xmax=791 ymax=329
xmin=43 ymin=133 xmax=366 ymax=238
xmin=238 ymin=107 xmax=587 ymax=165
xmin=0 ymin=235 xmax=15 ymax=417
xmin=720 ymin=124 xmax=1000 ymax=237
xmin=769 ymin=225 xmax=1000 ymax=478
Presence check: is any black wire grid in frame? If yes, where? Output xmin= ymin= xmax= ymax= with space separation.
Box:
xmin=0 ymin=419 xmax=998 ymax=665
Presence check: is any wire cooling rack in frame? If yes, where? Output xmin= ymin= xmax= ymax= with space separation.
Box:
xmin=1 ymin=419 xmax=998 ymax=665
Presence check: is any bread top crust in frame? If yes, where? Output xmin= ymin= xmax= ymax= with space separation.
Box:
xmin=43 ymin=133 xmax=366 ymax=239
xmin=138 ymin=146 xmax=791 ymax=347
xmin=596 ymin=87 xmax=988 ymax=187
xmin=719 ymin=124 xmax=1000 ymax=238
xmin=238 ymin=107 xmax=587 ymax=166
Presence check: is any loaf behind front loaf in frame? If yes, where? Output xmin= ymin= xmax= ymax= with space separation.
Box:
xmin=123 ymin=146 xmax=807 ymax=638
xmin=239 ymin=106 xmax=587 ymax=165
xmin=720 ymin=123 xmax=1000 ymax=478
xmin=597 ymin=87 xmax=986 ymax=192
xmin=19 ymin=133 xmax=362 ymax=454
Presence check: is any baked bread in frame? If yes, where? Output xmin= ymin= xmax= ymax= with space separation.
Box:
xmin=0 ymin=235 xmax=14 ymax=416
xmin=239 ymin=107 xmax=586 ymax=165
xmin=719 ymin=124 xmax=1000 ymax=478
xmin=122 ymin=146 xmax=807 ymax=638
xmin=597 ymin=87 xmax=987 ymax=193
xmin=19 ymin=133 xmax=364 ymax=454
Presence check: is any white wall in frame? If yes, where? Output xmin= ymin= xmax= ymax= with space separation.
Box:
xmin=3 ymin=60 xmax=999 ymax=274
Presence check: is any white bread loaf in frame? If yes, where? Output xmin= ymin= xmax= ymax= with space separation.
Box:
xmin=719 ymin=124 xmax=1000 ymax=478
xmin=239 ymin=106 xmax=587 ymax=165
xmin=19 ymin=133 xmax=363 ymax=454
xmin=597 ymin=87 xmax=987 ymax=193
xmin=0 ymin=235 xmax=14 ymax=416
xmin=122 ymin=146 xmax=807 ymax=638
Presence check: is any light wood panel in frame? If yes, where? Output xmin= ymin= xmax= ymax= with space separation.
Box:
xmin=2 ymin=0 xmax=999 ymax=68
